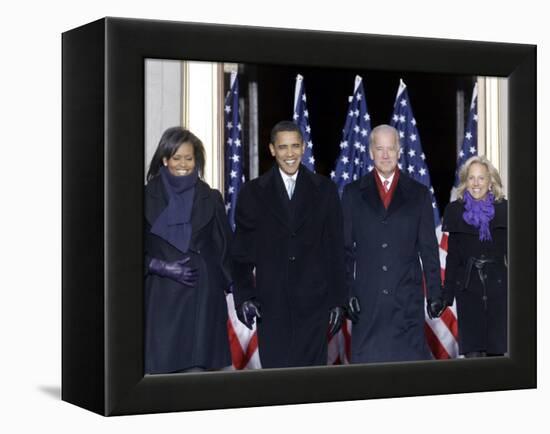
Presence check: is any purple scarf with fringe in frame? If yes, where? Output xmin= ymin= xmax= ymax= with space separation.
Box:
xmin=462 ymin=190 xmax=495 ymax=241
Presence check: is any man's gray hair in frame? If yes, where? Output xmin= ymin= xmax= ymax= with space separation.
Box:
xmin=369 ymin=124 xmax=401 ymax=152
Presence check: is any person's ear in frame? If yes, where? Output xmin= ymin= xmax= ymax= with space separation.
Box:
xmin=162 ymin=157 xmax=168 ymax=166
xmin=269 ymin=143 xmax=276 ymax=157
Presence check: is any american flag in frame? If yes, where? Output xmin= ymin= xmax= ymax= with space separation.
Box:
xmin=293 ymin=74 xmax=315 ymax=172
xmin=224 ymin=72 xmax=245 ymax=230
xmin=328 ymin=75 xmax=374 ymax=364
xmin=451 ymin=83 xmax=478 ymax=201
xmin=390 ymin=79 xmax=459 ymax=359
xmin=224 ymin=71 xmax=261 ymax=369
xmin=331 ymin=75 xmax=374 ymax=197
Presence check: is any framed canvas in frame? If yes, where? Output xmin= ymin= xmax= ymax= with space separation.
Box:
xmin=62 ymin=17 xmax=536 ymax=416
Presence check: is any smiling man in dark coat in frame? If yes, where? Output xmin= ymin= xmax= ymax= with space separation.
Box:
xmin=231 ymin=121 xmax=347 ymax=369
xmin=342 ymin=124 xmax=446 ymax=364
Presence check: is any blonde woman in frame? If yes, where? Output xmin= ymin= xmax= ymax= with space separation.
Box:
xmin=442 ymin=156 xmax=507 ymax=358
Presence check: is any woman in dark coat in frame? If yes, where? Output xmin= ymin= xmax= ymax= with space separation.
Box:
xmin=144 ymin=127 xmax=233 ymax=374
xmin=442 ymin=155 xmax=507 ymax=358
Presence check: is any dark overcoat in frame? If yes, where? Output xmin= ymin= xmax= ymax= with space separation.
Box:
xmin=442 ymin=199 xmax=508 ymax=355
xmin=144 ymin=176 xmax=233 ymax=374
xmin=231 ymin=165 xmax=347 ymax=368
xmin=341 ymin=171 xmax=442 ymax=363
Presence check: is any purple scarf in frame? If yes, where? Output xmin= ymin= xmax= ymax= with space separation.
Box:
xmin=151 ymin=166 xmax=198 ymax=253
xmin=462 ymin=190 xmax=495 ymax=241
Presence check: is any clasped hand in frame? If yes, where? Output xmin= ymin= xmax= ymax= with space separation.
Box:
xmin=148 ymin=256 xmax=198 ymax=287
xmin=237 ymin=300 xmax=262 ymax=330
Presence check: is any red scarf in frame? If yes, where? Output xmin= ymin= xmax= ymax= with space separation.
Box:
xmin=374 ymin=170 xmax=399 ymax=209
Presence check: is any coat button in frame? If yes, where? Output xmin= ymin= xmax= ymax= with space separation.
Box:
xmin=382 ymin=265 xmax=388 ymax=271
xmin=382 ymin=289 xmax=389 ymax=295
xmin=289 ymin=256 xmax=296 ymax=261
xmin=381 ymin=243 xmax=388 ymax=248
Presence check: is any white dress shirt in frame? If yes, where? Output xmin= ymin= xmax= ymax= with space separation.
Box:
xmin=375 ymin=170 xmax=396 ymax=191
xmin=279 ymin=168 xmax=298 ymax=199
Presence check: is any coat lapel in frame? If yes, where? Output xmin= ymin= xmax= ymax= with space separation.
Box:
xmin=190 ymin=180 xmax=214 ymax=236
xmin=360 ymin=172 xmax=385 ymax=218
xmin=490 ymin=200 xmax=508 ymax=229
xmin=258 ymin=166 xmax=293 ymax=230
xmin=291 ymin=167 xmax=317 ymax=232
xmin=385 ymin=173 xmax=408 ymax=218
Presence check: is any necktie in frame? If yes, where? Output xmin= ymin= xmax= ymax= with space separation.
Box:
xmin=286 ymin=178 xmax=295 ymax=199
xmin=383 ymin=179 xmax=390 ymax=193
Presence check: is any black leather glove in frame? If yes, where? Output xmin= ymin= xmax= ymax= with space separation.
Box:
xmin=427 ymin=298 xmax=447 ymax=319
xmin=328 ymin=306 xmax=345 ymax=338
xmin=148 ymin=256 xmax=198 ymax=287
xmin=345 ymin=296 xmax=361 ymax=323
xmin=236 ymin=299 xmax=261 ymax=330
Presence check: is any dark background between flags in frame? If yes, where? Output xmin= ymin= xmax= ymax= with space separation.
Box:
xmin=230 ymin=64 xmax=476 ymax=214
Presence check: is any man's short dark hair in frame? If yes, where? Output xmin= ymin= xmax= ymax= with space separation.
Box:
xmin=269 ymin=120 xmax=304 ymax=144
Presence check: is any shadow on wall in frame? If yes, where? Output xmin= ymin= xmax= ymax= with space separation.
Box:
xmin=38 ymin=385 xmax=61 ymax=400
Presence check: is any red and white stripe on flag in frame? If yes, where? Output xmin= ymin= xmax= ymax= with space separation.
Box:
xmin=424 ymin=227 xmax=459 ymax=358
xmin=328 ymin=226 xmax=459 ymax=364
xmin=226 ymin=293 xmax=261 ymax=369
xmin=328 ymin=320 xmax=352 ymax=365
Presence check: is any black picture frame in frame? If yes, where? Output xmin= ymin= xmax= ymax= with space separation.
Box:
xmin=62 ymin=17 xmax=536 ymax=416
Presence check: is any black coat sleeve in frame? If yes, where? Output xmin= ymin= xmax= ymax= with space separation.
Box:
xmin=341 ymin=183 xmax=356 ymax=299
xmin=442 ymin=232 xmax=459 ymax=304
xmin=231 ymin=183 xmax=257 ymax=307
xmin=323 ymin=182 xmax=347 ymax=308
xmin=441 ymin=202 xmax=461 ymax=304
xmin=211 ymin=189 xmax=233 ymax=289
xmin=416 ymin=186 xmax=442 ymax=300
